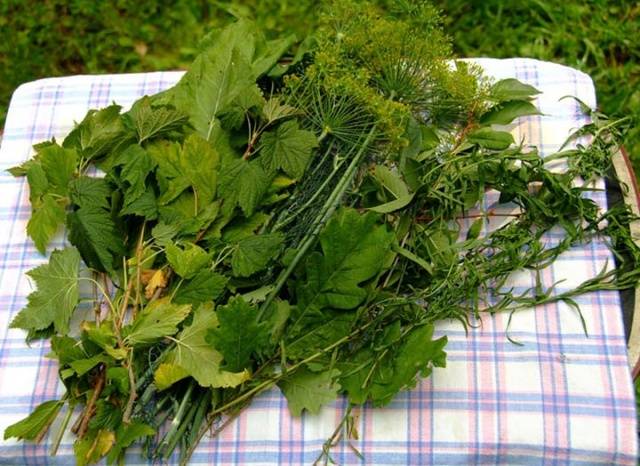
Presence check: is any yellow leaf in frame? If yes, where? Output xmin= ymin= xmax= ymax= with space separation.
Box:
xmin=144 ymin=269 xmax=167 ymax=299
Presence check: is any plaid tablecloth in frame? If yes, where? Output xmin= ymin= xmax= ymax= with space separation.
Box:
xmin=0 ymin=58 xmax=636 ymax=465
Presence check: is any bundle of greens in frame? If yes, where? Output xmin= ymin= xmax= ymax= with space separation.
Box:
xmin=4 ymin=2 xmax=639 ymax=465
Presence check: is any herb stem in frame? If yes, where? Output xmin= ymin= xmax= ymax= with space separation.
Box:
xmin=50 ymin=403 xmax=73 ymax=456
xmin=259 ymin=125 xmax=377 ymax=318
xmin=158 ymin=380 xmax=195 ymax=456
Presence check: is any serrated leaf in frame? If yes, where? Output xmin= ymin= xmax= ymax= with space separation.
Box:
xmin=218 ymin=156 xmax=270 ymax=216
xmin=27 ymin=194 xmax=66 ymax=254
xmin=222 ymin=212 xmax=270 ymax=243
xmin=285 ymin=307 xmax=355 ymax=361
xmin=467 ymin=128 xmax=514 ymax=150
xmin=156 ymin=303 xmax=250 ymax=389
xmin=67 ymin=203 xmax=125 ymax=274
xmin=170 ymin=22 xmax=257 ymax=139
xmin=150 ymin=135 xmax=219 ymax=206
xmin=231 ymin=233 xmax=283 ymax=277
xmin=165 ymin=242 xmax=211 ymax=279
xmin=259 ymin=120 xmax=318 ymax=178
xmin=3 ymin=399 xmax=63 ymax=440
xmin=173 ymin=271 xmax=228 ymax=305
xmin=106 ymin=422 xmax=155 ymax=465
xmin=262 ymin=98 xmax=300 ymax=124
xmin=278 ymin=368 xmax=340 ymax=416
xmin=491 ymin=78 xmax=541 ymax=102
xmin=340 ymin=324 xmax=447 ymax=407
xmin=127 ymin=96 xmax=188 ymax=143
xmin=297 ymin=208 xmax=394 ymax=310
xmin=158 ymin=192 xmax=220 ymax=236
xmin=69 ymin=177 xmax=112 ymax=209
xmin=480 ymin=100 xmax=541 ymax=126
xmin=24 ymin=160 xmax=50 ymax=202
xmin=10 ymin=247 xmax=80 ymax=334
xmin=207 ymin=296 xmax=269 ymax=371
xmin=151 ymin=222 xmax=180 ymax=246
xmin=63 ymin=104 xmax=131 ymax=161
xmin=30 ymin=143 xmax=78 ymax=196
xmin=123 ymin=298 xmax=191 ymax=346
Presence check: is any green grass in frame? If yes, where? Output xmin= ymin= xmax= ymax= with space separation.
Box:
xmin=1 ymin=0 xmax=638 ymax=175
xmin=433 ymin=0 xmax=640 ymax=176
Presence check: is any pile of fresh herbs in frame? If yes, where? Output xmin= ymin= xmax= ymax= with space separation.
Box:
xmin=4 ymin=2 xmax=640 ymax=465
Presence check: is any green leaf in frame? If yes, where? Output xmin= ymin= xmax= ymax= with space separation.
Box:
xmin=50 ymin=335 xmax=86 ymax=365
xmin=259 ymin=120 xmax=318 ymax=178
xmin=252 ymin=34 xmax=296 ymax=76
xmin=127 ymin=96 xmax=188 ymax=143
xmin=64 ymin=104 xmax=131 ymax=161
xmin=3 ymin=399 xmax=64 ymax=440
xmin=467 ymin=128 xmax=514 ymax=150
xmin=393 ymin=244 xmax=433 ymax=275
xmin=82 ymin=322 xmax=127 ymax=360
xmin=368 ymin=194 xmax=415 ymax=213
xmin=158 ymin=193 xmax=220 ymax=237
xmin=174 ymin=271 xmax=228 ymax=305
xmin=38 ymin=144 xmax=77 ymax=194
xmin=27 ymin=194 xmax=65 ymax=254
xmin=262 ymin=98 xmax=300 ymax=124
xmin=340 ymin=324 xmax=447 ymax=407
xmin=156 ymin=303 xmax=249 ymax=389
xmin=150 ymin=135 xmax=220 ymax=206
xmin=263 ymin=299 xmax=291 ymax=344
xmin=222 ymin=212 xmax=270 ymax=242
xmin=123 ymin=298 xmax=191 ymax=346
xmin=154 ymin=363 xmax=190 ymax=391
xmin=278 ymin=368 xmax=340 ymax=416
xmin=297 ymin=208 xmax=394 ymax=310
xmin=19 ymin=143 xmax=79 ymax=253
xmin=67 ymin=203 xmax=125 ymax=274
xmin=67 ymin=172 xmax=123 ymax=274
xmin=368 ymin=165 xmax=415 ymax=213
xmin=218 ymin=156 xmax=271 ymax=216
xmin=10 ymin=247 xmax=80 ymax=334
xmin=207 ymin=296 xmax=269 ymax=371
xmin=69 ymin=177 xmax=112 ymax=209
xmin=110 ymin=144 xmax=158 ymax=219
xmin=151 ymin=222 xmax=180 ymax=246
xmin=106 ymin=422 xmax=155 ymax=465
xmin=74 ymin=429 xmax=115 ymax=466
xmin=231 ymin=233 xmax=284 ymax=277
xmin=70 ymin=353 xmax=112 ymax=376
xmin=285 ymin=307 xmax=355 ymax=361
xmin=106 ymin=367 xmax=130 ymax=394
xmin=24 ymin=160 xmax=50 ymax=201
xmin=165 ymin=242 xmax=211 ymax=279
xmin=170 ymin=22 xmax=257 ymax=139
xmin=491 ymin=78 xmax=540 ymax=102
xmin=480 ymin=100 xmax=541 ymax=126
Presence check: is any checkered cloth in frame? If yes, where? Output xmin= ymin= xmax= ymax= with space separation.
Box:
xmin=0 ymin=58 xmax=636 ymax=465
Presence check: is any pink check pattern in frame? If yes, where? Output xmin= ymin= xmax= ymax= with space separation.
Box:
xmin=0 ymin=59 xmax=636 ymax=465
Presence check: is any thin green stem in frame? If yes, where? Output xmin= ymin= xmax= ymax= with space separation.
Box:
xmin=258 ymin=125 xmax=377 ymax=318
